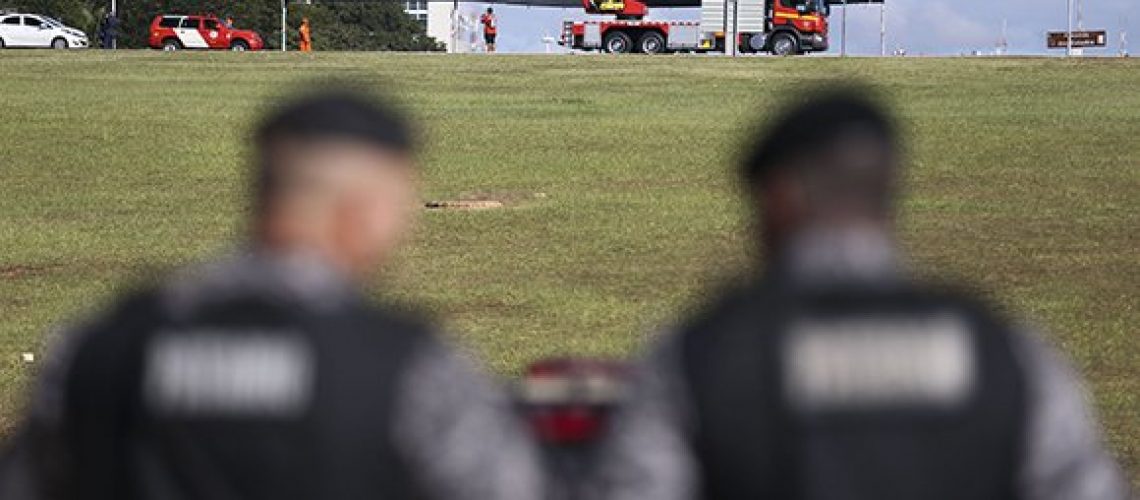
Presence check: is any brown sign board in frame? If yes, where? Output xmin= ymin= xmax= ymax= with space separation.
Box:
xmin=1048 ymin=30 xmax=1108 ymax=48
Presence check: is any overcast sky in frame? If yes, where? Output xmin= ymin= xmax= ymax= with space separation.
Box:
xmin=452 ymin=0 xmax=1136 ymax=55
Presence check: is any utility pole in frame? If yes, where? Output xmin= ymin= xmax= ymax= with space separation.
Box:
xmin=1066 ymin=0 xmax=1072 ymax=56
xmin=997 ymin=18 xmax=1007 ymax=55
xmin=841 ymin=0 xmax=847 ymax=56
xmin=1122 ymin=16 xmax=1129 ymax=57
xmin=730 ymin=0 xmax=738 ymax=57
xmin=452 ymin=0 xmax=459 ymax=53
xmin=879 ymin=2 xmax=885 ymax=57
xmin=110 ymin=0 xmax=116 ymax=49
xmin=721 ymin=0 xmax=738 ymax=57
xmin=721 ymin=0 xmax=728 ymax=54
xmin=281 ymin=0 xmax=287 ymax=52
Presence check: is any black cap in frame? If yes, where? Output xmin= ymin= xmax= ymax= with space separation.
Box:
xmin=255 ymin=89 xmax=413 ymax=155
xmin=253 ymin=89 xmax=414 ymax=213
xmin=742 ymin=88 xmax=894 ymax=187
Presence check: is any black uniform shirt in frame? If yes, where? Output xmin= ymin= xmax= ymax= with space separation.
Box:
xmin=5 ymin=252 xmax=543 ymax=500
xmin=597 ymin=227 xmax=1127 ymax=500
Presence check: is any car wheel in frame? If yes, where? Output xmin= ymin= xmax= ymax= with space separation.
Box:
xmin=603 ymin=31 xmax=632 ymax=54
xmin=230 ymin=39 xmax=249 ymax=51
xmin=638 ymin=31 xmax=665 ymax=55
xmin=51 ymin=37 xmax=68 ymax=49
xmin=0 ymin=38 xmax=6 ymax=49
xmin=162 ymin=38 xmax=182 ymax=51
xmin=769 ymin=32 xmax=798 ymax=56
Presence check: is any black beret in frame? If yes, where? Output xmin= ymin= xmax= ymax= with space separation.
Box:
xmin=742 ymin=88 xmax=894 ymax=186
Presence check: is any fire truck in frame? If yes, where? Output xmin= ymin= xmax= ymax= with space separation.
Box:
xmin=560 ymin=0 xmax=830 ymax=55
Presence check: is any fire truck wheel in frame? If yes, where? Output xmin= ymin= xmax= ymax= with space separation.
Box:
xmin=603 ymin=31 xmax=633 ymax=54
xmin=770 ymin=32 xmax=798 ymax=56
xmin=230 ymin=39 xmax=250 ymax=51
xmin=162 ymin=38 xmax=182 ymax=51
xmin=747 ymin=33 xmax=767 ymax=53
xmin=638 ymin=31 xmax=665 ymax=54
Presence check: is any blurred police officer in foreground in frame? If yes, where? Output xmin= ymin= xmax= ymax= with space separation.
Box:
xmin=597 ymin=89 xmax=1128 ymax=500
xmin=0 ymin=90 xmax=543 ymax=500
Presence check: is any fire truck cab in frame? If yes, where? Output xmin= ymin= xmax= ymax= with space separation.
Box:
xmin=562 ymin=0 xmax=829 ymax=55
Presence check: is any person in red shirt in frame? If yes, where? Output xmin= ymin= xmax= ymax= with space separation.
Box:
xmin=479 ymin=7 xmax=497 ymax=53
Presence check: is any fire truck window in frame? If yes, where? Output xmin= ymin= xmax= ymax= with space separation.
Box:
xmin=180 ymin=18 xmax=199 ymax=29
xmin=0 ymin=17 xmax=19 ymax=25
xmin=159 ymin=17 xmax=181 ymax=28
xmin=203 ymin=19 xmax=219 ymax=30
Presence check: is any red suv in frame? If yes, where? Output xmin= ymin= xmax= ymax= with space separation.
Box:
xmin=149 ymin=15 xmax=263 ymax=51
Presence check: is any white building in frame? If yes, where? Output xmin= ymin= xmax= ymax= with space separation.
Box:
xmin=404 ymin=0 xmax=479 ymax=52
xmin=403 ymin=0 xmax=429 ymax=25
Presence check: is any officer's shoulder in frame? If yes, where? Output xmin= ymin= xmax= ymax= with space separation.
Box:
xmin=674 ymin=281 xmax=770 ymax=337
xmin=47 ymin=283 xmax=169 ymax=383
xmin=897 ymin=280 xmax=1012 ymax=319
xmin=69 ymin=282 xmax=167 ymax=338
xmin=675 ymin=279 xmax=1010 ymax=331
xmin=359 ymin=300 xmax=440 ymax=339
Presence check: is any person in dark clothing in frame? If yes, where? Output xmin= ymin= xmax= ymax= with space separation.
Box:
xmin=595 ymin=88 xmax=1128 ymax=500
xmin=98 ymin=11 xmax=118 ymax=49
xmin=0 ymin=90 xmax=543 ymax=500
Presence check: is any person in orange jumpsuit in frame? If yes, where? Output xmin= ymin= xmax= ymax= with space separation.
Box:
xmin=299 ymin=17 xmax=312 ymax=52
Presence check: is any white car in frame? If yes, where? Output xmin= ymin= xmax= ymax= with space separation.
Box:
xmin=0 ymin=13 xmax=89 ymax=49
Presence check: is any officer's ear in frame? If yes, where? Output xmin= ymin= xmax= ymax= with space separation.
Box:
xmin=756 ymin=172 xmax=807 ymax=246
xmin=761 ymin=173 xmax=804 ymax=218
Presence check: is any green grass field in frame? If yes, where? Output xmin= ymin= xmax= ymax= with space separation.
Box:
xmin=0 ymin=51 xmax=1137 ymax=483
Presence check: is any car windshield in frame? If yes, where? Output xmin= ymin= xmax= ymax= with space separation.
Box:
xmin=40 ymin=16 xmax=63 ymax=27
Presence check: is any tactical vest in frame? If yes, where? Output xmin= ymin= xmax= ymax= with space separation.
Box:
xmin=58 ymin=288 xmax=429 ymax=500
xmin=679 ymin=281 xmax=1027 ymax=500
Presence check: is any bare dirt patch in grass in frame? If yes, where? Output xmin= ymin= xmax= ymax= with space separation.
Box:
xmin=425 ymin=200 xmax=505 ymax=210
xmin=0 ymin=265 xmax=54 ymax=281
xmin=424 ymin=191 xmax=548 ymax=211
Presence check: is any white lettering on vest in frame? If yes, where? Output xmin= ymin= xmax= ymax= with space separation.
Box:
xmin=144 ymin=331 xmax=314 ymax=417
xmin=784 ymin=314 xmax=975 ymax=411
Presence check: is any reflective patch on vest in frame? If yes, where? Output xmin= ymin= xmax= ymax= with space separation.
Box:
xmin=144 ymin=331 xmax=314 ymax=417
xmin=784 ymin=314 xmax=975 ymax=412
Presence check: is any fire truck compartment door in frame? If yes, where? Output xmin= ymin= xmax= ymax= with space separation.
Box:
xmin=701 ymin=0 xmax=765 ymax=33
xmin=667 ymin=24 xmax=699 ymax=48
xmin=584 ymin=23 xmax=602 ymax=47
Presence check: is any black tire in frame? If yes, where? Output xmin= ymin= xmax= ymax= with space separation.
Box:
xmin=769 ymin=32 xmax=798 ymax=56
xmin=161 ymin=38 xmax=181 ymax=51
xmin=745 ymin=33 xmax=767 ymax=53
xmin=603 ymin=31 xmax=633 ymax=54
xmin=230 ymin=39 xmax=249 ymax=51
xmin=51 ymin=37 xmax=68 ymax=49
xmin=637 ymin=31 xmax=665 ymax=55
xmin=0 ymin=38 xmax=6 ymax=49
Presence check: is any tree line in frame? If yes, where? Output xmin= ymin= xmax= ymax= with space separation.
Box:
xmin=0 ymin=0 xmax=444 ymax=50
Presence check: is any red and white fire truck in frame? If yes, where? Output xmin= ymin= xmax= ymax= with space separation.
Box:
xmin=560 ymin=0 xmax=830 ymax=55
